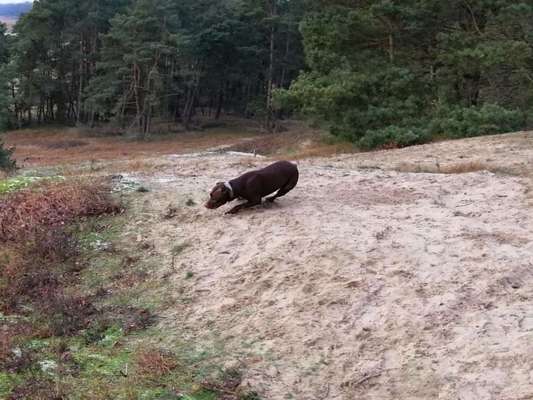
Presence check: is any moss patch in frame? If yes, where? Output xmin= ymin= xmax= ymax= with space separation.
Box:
xmin=0 ymin=176 xmax=40 ymax=194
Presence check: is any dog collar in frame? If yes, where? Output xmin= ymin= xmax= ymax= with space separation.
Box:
xmin=224 ymin=181 xmax=234 ymax=200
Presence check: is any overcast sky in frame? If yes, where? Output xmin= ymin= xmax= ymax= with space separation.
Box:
xmin=0 ymin=1 xmax=32 ymax=4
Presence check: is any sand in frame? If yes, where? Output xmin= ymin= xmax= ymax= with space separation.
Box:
xmin=117 ymin=132 xmax=533 ymax=400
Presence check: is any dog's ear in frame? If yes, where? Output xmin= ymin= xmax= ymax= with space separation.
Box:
xmin=216 ymin=182 xmax=229 ymax=194
xmin=211 ymin=182 xmax=223 ymax=194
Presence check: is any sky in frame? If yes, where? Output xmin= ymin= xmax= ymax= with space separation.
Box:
xmin=0 ymin=1 xmax=32 ymax=4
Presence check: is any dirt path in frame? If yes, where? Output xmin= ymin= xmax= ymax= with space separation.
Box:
xmin=116 ymin=132 xmax=533 ymax=400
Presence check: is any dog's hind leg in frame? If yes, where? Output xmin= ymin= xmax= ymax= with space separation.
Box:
xmin=266 ymin=174 xmax=299 ymax=203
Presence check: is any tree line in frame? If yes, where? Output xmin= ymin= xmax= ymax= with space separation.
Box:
xmin=280 ymin=0 xmax=533 ymax=148
xmin=1 ymin=0 xmax=533 ymax=147
xmin=0 ymin=0 xmax=306 ymax=136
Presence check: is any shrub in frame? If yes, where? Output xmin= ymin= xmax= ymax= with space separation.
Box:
xmin=42 ymin=295 xmax=98 ymax=336
xmin=0 ymin=228 xmax=78 ymax=313
xmin=358 ymin=126 xmax=431 ymax=150
xmin=0 ymin=179 xmax=120 ymax=315
xmin=0 ymin=180 xmax=121 ymax=243
xmin=135 ymin=348 xmax=178 ymax=377
xmin=429 ymin=104 xmax=525 ymax=138
xmin=284 ymin=65 xmax=430 ymax=144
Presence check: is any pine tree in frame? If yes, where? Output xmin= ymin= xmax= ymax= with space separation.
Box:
xmin=9 ymin=0 xmax=307 ymax=131
xmin=0 ymin=23 xmax=10 ymax=131
xmin=282 ymin=0 xmax=531 ymax=148
xmin=0 ymin=23 xmax=16 ymax=171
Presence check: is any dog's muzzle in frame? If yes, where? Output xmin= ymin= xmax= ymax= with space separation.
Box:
xmin=205 ymin=200 xmax=223 ymax=209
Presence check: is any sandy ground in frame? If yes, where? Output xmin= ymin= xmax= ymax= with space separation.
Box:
xmin=311 ymin=131 xmax=532 ymax=175
xmin=108 ymin=131 xmax=533 ymax=400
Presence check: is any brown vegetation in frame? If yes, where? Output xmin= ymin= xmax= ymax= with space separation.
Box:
xmin=4 ymin=123 xmax=356 ymax=169
xmin=135 ymin=348 xmax=179 ymax=377
xmin=0 ymin=180 xmax=121 ymax=243
xmin=395 ymin=160 xmax=490 ymax=174
xmin=226 ymin=132 xmax=356 ymax=159
xmin=4 ymin=126 xmax=257 ymax=167
xmin=0 ymin=179 xmax=119 ymax=321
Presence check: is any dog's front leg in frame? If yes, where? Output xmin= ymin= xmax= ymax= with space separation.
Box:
xmin=226 ymin=198 xmax=261 ymax=214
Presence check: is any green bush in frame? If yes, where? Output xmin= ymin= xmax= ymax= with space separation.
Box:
xmin=429 ymin=104 xmax=525 ymax=138
xmin=358 ymin=126 xmax=431 ymax=150
xmin=0 ymin=140 xmax=16 ymax=172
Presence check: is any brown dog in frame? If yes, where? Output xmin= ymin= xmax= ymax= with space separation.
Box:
xmin=205 ymin=160 xmax=299 ymax=214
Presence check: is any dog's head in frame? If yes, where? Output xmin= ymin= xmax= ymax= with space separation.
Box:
xmin=205 ymin=182 xmax=232 ymax=209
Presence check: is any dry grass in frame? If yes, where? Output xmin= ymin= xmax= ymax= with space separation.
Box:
xmin=7 ymin=379 xmax=63 ymax=400
xmin=226 ymin=130 xmax=357 ymax=159
xmin=396 ymin=160 xmax=493 ymax=174
xmin=4 ymin=122 xmax=355 ymax=169
xmin=288 ymin=141 xmax=357 ymax=159
xmin=135 ymin=348 xmax=179 ymax=377
xmin=4 ymin=126 xmax=258 ymax=167
xmin=125 ymin=159 xmax=158 ymax=172
xmin=395 ymin=160 xmax=532 ymax=176
xmin=0 ymin=179 xmax=120 ymax=314
xmin=0 ymin=179 xmax=121 ymax=243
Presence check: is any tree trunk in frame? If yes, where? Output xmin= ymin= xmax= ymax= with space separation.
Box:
xmin=77 ymin=33 xmax=84 ymax=125
xmin=388 ymin=32 xmax=394 ymax=63
xmin=184 ymin=87 xmax=197 ymax=129
xmin=215 ymin=86 xmax=224 ymax=120
xmin=279 ymin=31 xmax=291 ymax=88
xmin=265 ymin=0 xmax=276 ymax=132
xmin=184 ymin=74 xmax=200 ymax=129
xmin=174 ymin=94 xmax=182 ymax=123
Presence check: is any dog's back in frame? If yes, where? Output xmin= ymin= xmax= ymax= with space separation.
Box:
xmin=232 ymin=161 xmax=298 ymax=198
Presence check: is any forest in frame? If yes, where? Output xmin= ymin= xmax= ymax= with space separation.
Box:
xmin=1 ymin=0 xmax=533 ymax=147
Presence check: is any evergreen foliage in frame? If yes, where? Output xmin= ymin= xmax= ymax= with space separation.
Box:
xmin=2 ymin=0 xmax=533 ymax=146
xmin=282 ymin=0 xmax=532 ymax=147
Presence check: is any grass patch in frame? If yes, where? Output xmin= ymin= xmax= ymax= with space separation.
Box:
xmin=0 ymin=177 xmax=257 ymax=399
xmin=72 ymin=346 xmax=131 ymax=378
xmin=0 ymin=372 xmax=22 ymax=398
xmin=396 ymin=160 xmax=497 ymax=174
xmin=0 ymin=176 xmax=43 ymax=194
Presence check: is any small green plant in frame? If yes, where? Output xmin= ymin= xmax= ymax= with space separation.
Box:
xmin=0 ymin=176 xmax=39 ymax=194
xmin=0 ymin=372 xmax=21 ymax=399
xmin=185 ymin=272 xmax=194 ymax=279
xmin=98 ymin=326 xmax=124 ymax=348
